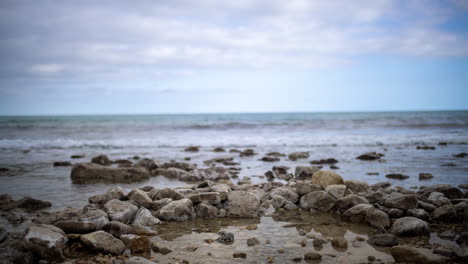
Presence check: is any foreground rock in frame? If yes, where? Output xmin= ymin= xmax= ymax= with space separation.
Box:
xmin=71 ymin=163 xmax=150 ymax=183
xmin=228 ymin=191 xmax=260 ymax=218
xmin=23 ymin=224 xmax=68 ymax=261
xmin=81 ymin=230 xmax=125 ymax=255
xmin=391 ymin=246 xmax=448 ymax=264
xmin=390 ymin=217 xmax=429 ymax=236
xmin=158 ymin=198 xmax=195 ymax=221
xmin=367 ymin=234 xmax=399 ymax=247
xmin=104 ymin=199 xmax=139 ymax=224
xmin=299 ymin=191 xmax=336 ymax=211
xmin=311 ymin=170 xmax=344 ymax=188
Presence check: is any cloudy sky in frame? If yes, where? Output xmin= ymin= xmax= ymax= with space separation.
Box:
xmin=0 ymin=0 xmax=467 ymax=115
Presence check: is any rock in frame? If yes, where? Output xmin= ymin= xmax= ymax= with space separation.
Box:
xmin=127 ymin=256 xmax=157 ymax=264
xmin=419 ymin=200 xmax=437 ymax=211
xmin=102 ymin=221 xmax=135 ymax=237
xmin=310 ymin=158 xmax=338 ymax=164
xmin=391 ymin=246 xmax=448 ymax=264
xmin=227 ymin=191 xmax=260 ymax=218
xmin=103 ymin=199 xmax=138 ymax=224
xmin=385 ymin=173 xmax=410 ymax=180
xmin=129 ymin=235 xmax=151 ymax=254
xmin=270 ymin=187 xmax=299 ymax=203
xmin=367 ymin=234 xmax=399 ymax=247
xmin=53 ymin=161 xmax=72 ymax=166
xmin=1 ymin=196 xmax=51 ymax=211
xmin=271 ymin=195 xmax=286 ymax=209
xmin=89 ymin=186 xmax=125 ymax=204
xmin=288 ymin=152 xmax=309 ymax=161
xmin=330 ymin=236 xmax=348 ymax=249
xmin=195 ymin=167 xmax=232 ymax=181
xmin=151 ymin=188 xmax=186 ymax=201
xmin=385 ymin=194 xmax=418 ymax=210
xmin=345 ymin=180 xmax=369 ymax=193
xmin=454 ymin=152 xmax=468 ymax=158
xmin=158 ymin=198 xmax=195 ymax=221
xmin=128 ymin=188 xmax=153 ymax=208
xmin=356 ymin=152 xmax=383 ymax=160
xmin=432 ymin=204 xmax=456 ymax=220
xmin=54 ymin=221 xmax=96 ymax=234
xmin=284 ymin=201 xmax=298 ymax=211
xmin=79 ymin=209 xmax=109 ymax=230
xmin=240 ymin=149 xmax=256 ymax=157
xmin=388 ymin=208 xmax=404 ymax=218
xmin=71 ymin=163 xmax=150 ymax=183
xmin=390 ymin=217 xmax=429 ymax=236
xmin=304 ymin=252 xmax=322 ymax=261
xmin=261 ymin=156 xmax=280 ymax=162
xmin=427 ymin=192 xmax=451 ymax=207
xmin=311 ymin=170 xmax=344 ymax=188
xmin=136 ymin=158 xmax=158 ymax=172
xmin=334 ymin=194 xmax=369 ymax=213
xmin=217 ymin=232 xmax=234 ymax=244
xmin=131 ymin=207 xmax=161 ymax=228
xmin=295 ymin=181 xmax=321 ymax=195
xmin=151 ymin=243 xmax=172 ymax=254
xmin=0 ymin=227 xmax=7 ymax=242
xmin=407 ymin=209 xmax=429 ymax=220
xmin=91 ymin=154 xmax=112 ymax=166
xmin=190 ymin=192 xmax=222 ymax=204
xmin=247 ymin=237 xmax=260 ymax=246
xmin=233 ymin=252 xmax=247 ymax=258
xmin=23 ymin=224 xmax=68 ymax=261
xmin=419 ymin=184 xmax=463 ymax=199
xmin=184 ymin=146 xmax=199 ymax=152
xmin=343 ymin=204 xmax=374 ymax=223
xmin=195 ymin=202 xmax=218 ymax=218
xmin=151 ymin=198 xmax=173 ymax=211
xmin=459 ymin=184 xmax=468 ymax=189
xmin=365 ymin=209 xmax=390 ymax=228
xmin=81 ymin=230 xmax=125 ymax=255
xmin=371 ymin=181 xmax=391 ymax=189
xmin=160 ymin=161 xmax=196 ymax=171
xmin=419 ymin=173 xmax=433 ymax=180
xmin=71 ymin=154 xmax=85 ymax=159
xmin=299 ymin=191 xmax=336 ymax=211
xmin=295 ymin=166 xmax=320 ymax=180
xmin=325 ymin=184 xmax=346 ymax=199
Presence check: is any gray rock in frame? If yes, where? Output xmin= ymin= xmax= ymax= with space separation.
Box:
xmin=136 ymin=158 xmax=158 ymax=172
xmin=345 ymin=180 xmax=370 ymax=193
xmin=102 ymin=221 xmax=135 ymax=237
xmin=158 ymin=198 xmax=195 ymax=221
xmin=334 ymin=194 xmax=369 ymax=213
xmin=216 ymin=232 xmax=234 ymax=244
xmin=151 ymin=198 xmax=173 ymax=211
xmin=367 ymin=234 xmax=399 ymax=247
xmin=271 ymin=187 xmax=299 ymax=203
xmin=419 ymin=200 xmax=437 ymax=211
xmin=89 ymin=187 xmax=125 ymax=205
xmin=271 ymin=195 xmax=286 ymax=209
xmin=1 ymin=196 xmax=52 ymax=211
xmin=150 ymin=188 xmax=186 ymax=201
xmin=54 ymin=221 xmax=96 ymax=234
xmin=71 ymin=163 xmax=150 ymax=183
xmin=390 ymin=217 xmax=429 ymax=236
xmin=294 ymin=181 xmax=321 ymax=195
xmin=407 ymin=208 xmax=429 ymax=220
xmin=127 ymin=188 xmax=153 ymax=208
xmin=189 ymin=192 xmax=222 ymax=204
xmin=428 ymin=192 xmax=451 ymax=207
xmin=385 ymin=194 xmax=418 ymax=210
xmin=284 ymin=200 xmax=299 ymax=211
xmin=391 ymin=245 xmax=448 ymax=264
xmin=23 ymin=224 xmax=68 ymax=261
xmin=299 ymin=191 xmax=336 ymax=211
xmin=388 ymin=208 xmax=404 ymax=218
xmin=365 ymin=208 xmax=390 ymax=228
xmin=432 ymin=204 xmax=456 ymax=220
xmin=91 ymin=154 xmax=111 ymax=166
xmin=195 ymin=202 xmax=218 ymax=218
xmin=79 ymin=209 xmax=109 ymax=230
xmin=288 ymin=152 xmax=309 ymax=161
xmin=81 ymin=230 xmax=125 ymax=255
xmin=104 ymin=199 xmax=139 ymax=224
xmin=294 ymin=166 xmax=320 ymax=180
xmin=131 ymin=207 xmax=160 ymax=228
xmin=311 ymin=170 xmax=344 ymax=188
xmin=325 ymin=184 xmax=347 ymax=199
xmin=227 ymin=191 xmax=260 ymax=218
xmin=343 ymin=204 xmax=374 ymax=223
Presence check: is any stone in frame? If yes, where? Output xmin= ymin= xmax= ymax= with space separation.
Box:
xmin=385 ymin=173 xmax=410 ymax=180
xmin=131 ymin=207 xmax=161 ymax=228
xmin=407 ymin=209 xmax=429 ymax=220
xmin=385 ymin=194 xmax=418 ymax=210
xmin=217 ymin=232 xmax=234 ymax=244
xmin=53 ymin=161 xmax=72 ymax=166
xmin=310 ymin=158 xmax=338 ymax=164
xmin=367 ymin=234 xmax=399 ymax=247
xmin=326 ymin=184 xmax=347 ymax=199
xmin=365 ymin=209 xmax=390 ymax=228
xmin=311 ymin=170 xmax=344 ymax=188
xmin=391 ymin=246 xmax=448 ymax=264
xmin=54 ymin=221 xmax=96 ymax=234
xmin=299 ymin=191 xmax=336 ymax=211
xmin=91 ymin=154 xmax=112 ymax=166
xmin=71 ymin=163 xmax=150 ymax=183
xmin=155 ymin=167 xmax=192 ymax=179
xmin=1 ymin=196 xmax=51 ymax=211
xmin=104 ymin=199 xmax=138 ymax=224
xmin=129 ymin=235 xmax=151 ymax=254
xmin=233 ymin=252 xmax=247 ymax=258
xmin=334 ymin=194 xmax=369 ymax=213
xmin=419 ymin=200 xmax=437 ymax=211
xmin=128 ymin=188 xmax=153 ymax=208
xmin=160 ymin=161 xmax=196 ymax=171
xmin=158 ymin=198 xmax=195 ymax=221
xmin=390 ymin=217 xmax=429 ymax=236
xmin=0 ymin=227 xmax=7 ymax=242
xmin=356 ymin=152 xmax=383 ymax=160
xmin=330 ymin=237 xmax=348 ymax=249
xmin=151 ymin=242 xmax=172 ymax=254
xmin=79 ymin=209 xmax=109 ymax=230
xmin=261 ymin=156 xmax=280 ymax=162
xmin=151 ymin=188 xmax=186 ymax=201
xmin=184 ymin=146 xmax=199 ymax=152
xmin=195 ymin=166 xmax=232 ymax=181
xmin=247 ymin=237 xmax=260 ymax=246
xmin=304 ymin=252 xmax=322 ymax=261
xmin=136 ymin=158 xmax=158 ymax=172
xmin=102 ymin=221 xmax=135 ymax=237
xmin=388 ymin=208 xmax=404 ymax=218
xmin=284 ymin=201 xmax=298 ymax=211
xmin=127 ymin=256 xmax=157 ymax=264
xmin=418 ymin=184 xmax=463 ymax=199
xmin=288 ymin=152 xmax=309 ymax=161
xmin=89 ymin=187 xmax=125 ymax=205
xmin=419 ymin=173 xmax=433 ymax=180
xmin=23 ymin=224 xmax=68 ymax=261
xmin=81 ymin=230 xmax=125 ymax=255
xmin=240 ymin=149 xmax=255 ymax=157
xmin=211 ymin=183 xmax=231 ymax=193
xmin=345 ymin=180 xmax=370 ymax=193
xmin=190 ymin=192 xmax=222 ymax=204
xmin=195 ymin=202 xmax=218 ymax=218
xmin=228 ymin=191 xmax=260 ymax=218
xmin=270 ymin=187 xmax=299 ymax=203
xmin=432 ymin=204 xmax=456 ymax=220
xmin=151 ymin=198 xmax=173 ymax=211
xmin=427 ymin=192 xmax=451 ymax=207
xmin=343 ymin=204 xmax=374 ymax=223
xmin=295 ymin=181 xmax=321 ymax=195
xmin=294 ymin=166 xmax=320 ymax=180
xmin=271 ymin=195 xmax=286 ymax=209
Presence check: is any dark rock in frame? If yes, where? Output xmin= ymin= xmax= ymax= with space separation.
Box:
xmin=71 ymin=163 xmax=150 ymax=183
xmin=385 ymin=174 xmax=409 ymax=180
xmin=81 ymin=230 xmax=125 ymax=255
xmin=390 ymin=217 xmax=429 ymax=236
xmin=304 ymin=252 xmax=322 ymax=261
xmin=391 ymin=245 xmax=448 ymax=264
xmin=334 ymin=194 xmax=369 ymax=213
xmin=1 ymin=196 xmax=52 ymax=211
xmin=151 ymin=242 xmax=172 ymax=255
xmin=356 ymin=152 xmax=384 ymax=160
xmin=419 ymin=173 xmax=433 ymax=180
xmin=247 ymin=237 xmax=260 ymax=246
xmin=136 ymin=158 xmax=158 ymax=172
xmin=388 ymin=208 xmax=404 ymax=218
xmin=53 ymin=161 xmax=72 ymax=166
xmin=454 ymin=153 xmax=467 ymax=158
xmin=240 ymin=149 xmax=256 ymax=157
xmin=233 ymin=252 xmax=247 ymax=258
xmin=432 ymin=204 xmax=456 ymax=220
xmin=310 ymin=158 xmax=338 ymax=164
xmin=129 ymin=235 xmax=151 ymax=254
xmin=213 ymin=147 xmax=226 ymax=152
xmin=345 ymin=180 xmax=370 ymax=193
xmin=217 ymin=232 xmax=234 ymax=244
xmin=54 ymin=221 xmax=96 ymax=234
xmin=417 ymin=145 xmax=436 ymax=150
xmin=71 ymin=154 xmax=85 ymax=159
xmin=385 ymin=194 xmax=418 ymax=210
xmin=367 ymin=234 xmax=399 ymax=247
xmin=406 ymin=209 xmax=429 ymax=220
xmin=418 ymin=184 xmax=463 ymax=199
xmin=91 ymin=154 xmax=112 ymax=166
xmin=102 ymin=221 xmax=135 ymax=237
xmin=260 ymin=156 xmax=280 ymax=162
xmin=184 ymin=146 xmax=199 ymax=152
xmin=288 ymin=152 xmax=309 ymax=161
xmin=266 ymin=152 xmax=286 ymax=157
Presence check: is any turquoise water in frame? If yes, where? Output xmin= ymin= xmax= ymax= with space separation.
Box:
xmin=0 ymin=111 xmax=467 ymax=208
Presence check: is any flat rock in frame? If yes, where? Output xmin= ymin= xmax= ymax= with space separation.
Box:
xmin=385 ymin=173 xmax=410 ymax=180
xmin=385 ymin=194 xmax=418 ymax=210
xmin=81 ymin=230 xmax=125 ymax=255
xmin=71 ymin=163 xmax=150 ymax=183
xmin=356 ymin=152 xmax=383 ymax=160
xmin=391 ymin=245 xmax=448 ymax=264
xmin=288 ymin=152 xmax=309 ymax=161
xmin=367 ymin=234 xmax=399 ymax=247
xmin=23 ymin=224 xmax=68 ymax=261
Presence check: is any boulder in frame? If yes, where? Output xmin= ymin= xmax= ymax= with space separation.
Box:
xmin=367 ymin=234 xmax=399 ymax=247
xmin=388 ymin=208 xmax=404 ymax=218
xmin=195 ymin=202 xmax=218 ymax=218
xmin=81 ymin=231 xmax=125 ymax=255
xmin=432 ymin=204 xmax=456 ymax=220
xmin=385 ymin=174 xmax=409 ymax=180
xmin=325 ymin=184 xmax=347 ymax=199
xmin=391 ymin=246 xmax=448 ymax=264
xmin=151 ymin=198 xmax=173 ymax=211
xmin=71 ymin=163 xmax=150 ymax=183
xmin=91 ymin=154 xmax=112 ymax=166
xmin=103 ymin=199 xmax=138 ymax=224
xmin=406 ymin=209 xmax=429 ymax=220
xmin=344 ymin=180 xmax=369 ymax=193
xmin=418 ymin=184 xmax=463 ymax=199
xmin=158 ymin=198 xmax=195 ymax=221
xmin=311 ymin=171 xmax=344 ymax=188
xmin=79 ymin=209 xmax=109 ymax=230
xmin=365 ymin=209 xmax=390 ymax=228
xmin=54 ymin=221 xmax=96 ymax=234
xmin=342 ymin=204 xmax=374 ymax=223
xmin=270 ymin=187 xmax=299 ymax=203
xmin=271 ymin=195 xmax=286 ymax=209
xmin=127 ymin=189 xmax=153 ymax=208
xmin=390 ymin=217 xmax=429 ymax=236
xmin=227 ymin=191 xmax=260 ymax=218
xmin=190 ymin=192 xmax=222 ymax=204
xmin=299 ymin=191 xmax=336 ymax=211
xmin=427 ymin=192 xmax=451 ymax=207
xmin=88 ymin=187 xmax=125 ymax=205
xmin=295 ymin=166 xmax=320 ymax=180
xmin=385 ymin=194 xmax=418 ymax=210
xmin=1 ymin=196 xmax=51 ymax=211
xmin=288 ymin=152 xmax=309 ymax=161
xmin=356 ymin=152 xmax=383 ymax=160
xmin=295 ymin=181 xmax=321 ymax=195
xmin=150 ymin=188 xmax=186 ymax=201
xmin=102 ymin=221 xmax=135 ymax=237
xmin=334 ymin=194 xmax=369 ymax=213
xmin=23 ymin=224 xmax=68 ymax=261
xmin=136 ymin=158 xmax=158 ymax=172
xmin=131 ymin=207 xmax=160 ymax=228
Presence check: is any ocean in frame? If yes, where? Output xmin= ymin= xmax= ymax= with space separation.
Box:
xmin=0 ymin=111 xmax=467 ymax=209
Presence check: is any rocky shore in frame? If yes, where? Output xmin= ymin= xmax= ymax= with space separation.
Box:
xmin=1 ymin=153 xmax=467 ymax=264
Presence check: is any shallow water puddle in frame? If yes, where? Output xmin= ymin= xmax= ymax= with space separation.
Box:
xmin=150 ymin=210 xmax=394 ymax=264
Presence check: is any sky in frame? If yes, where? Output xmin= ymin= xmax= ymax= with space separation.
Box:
xmin=0 ymin=0 xmax=468 ymax=115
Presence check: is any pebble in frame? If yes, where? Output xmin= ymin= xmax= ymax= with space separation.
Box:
xmin=233 ymin=252 xmax=247 ymax=259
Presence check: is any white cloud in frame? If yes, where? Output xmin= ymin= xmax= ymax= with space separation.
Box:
xmin=30 ymin=64 xmax=65 ymax=75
